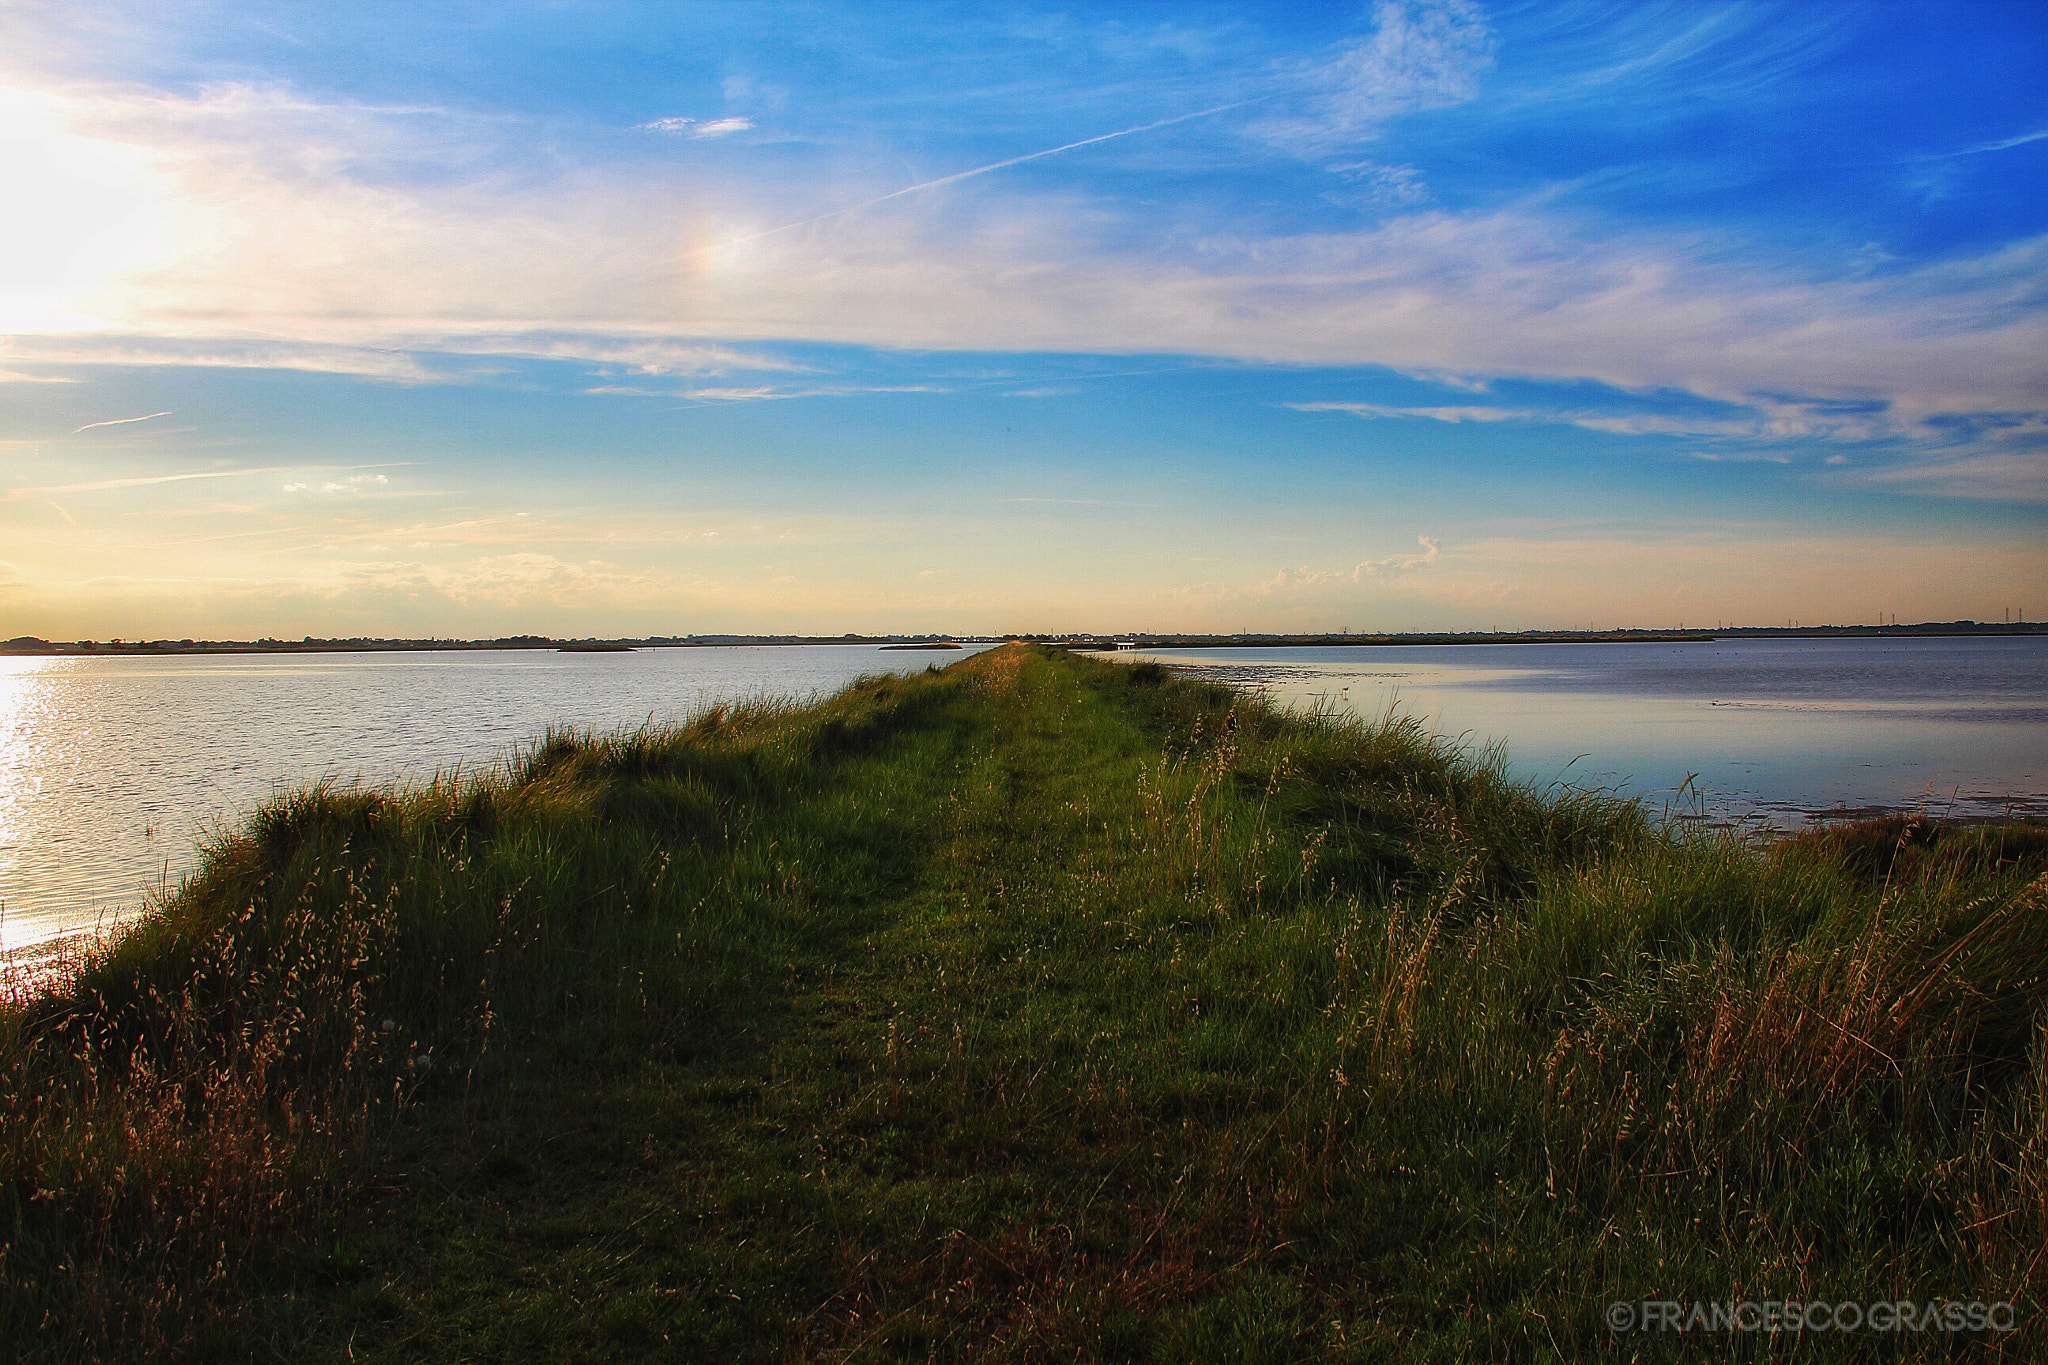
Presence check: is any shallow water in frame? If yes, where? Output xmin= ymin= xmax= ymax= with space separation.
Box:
xmin=0 ymin=644 xmax=991 ymax=953
xmin=1125 ymin=636 xmax=2048 ymax=828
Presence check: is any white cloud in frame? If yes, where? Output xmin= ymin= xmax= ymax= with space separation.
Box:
xmin=1321 ymin=0 xmax=1493 ymax=122
xmin=2 ymin=331 xmax=800 ymax=383
xmin=1259 ymin=0 xmax=1495 ymax=153
xmin=1913 ymin=127 xmax=2048 ymax=160
xmin=680 ymin=384 xmax=947 ymax=402
xmin=1325 ymin=160 xmax=1429 ymax=207
xmin=1850 ymin=451 xmax=2048 ymax=502
xmin=424 ymin=334 xmax=802 ymax=375
xmin=1355 ymin=534 xmax=1440 ymax=579
xmin=681 ymin=386 xmax=787 ymax=402
xmin=1291 ymin=395 xmax=1903 ymax=445
xmin=639 ymin=115 xmax=754 ymax=138
xmin=1293 ymin=400 xmax=1536 ymax=424
xmin=3 ymin=67 xmax=2044 ymax=489
xmin=4 ymin=336 xmax=438 ymax=381
xmin=1245 ymin=536 xmax=1443 ymax=597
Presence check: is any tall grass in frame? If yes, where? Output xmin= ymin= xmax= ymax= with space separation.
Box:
xmin=2 ymin=675 xmax=952 ymax=1356
xmin=3 ymin=647 xmax=2043 ymax=1360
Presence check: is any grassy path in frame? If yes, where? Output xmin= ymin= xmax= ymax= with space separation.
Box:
xmin=281 ymin=641 xmax=1290 ymax=1359
xmin=7 ymin=645 xmax=2045 ymax=1361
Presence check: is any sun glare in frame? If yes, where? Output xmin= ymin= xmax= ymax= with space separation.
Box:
xmin=0 ymin=655 xmax=55 ymax=949
xmin=0 ymin=91 xmax=179 ymax=332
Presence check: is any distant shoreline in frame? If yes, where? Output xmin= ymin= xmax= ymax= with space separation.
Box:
xmin=1098 ymin=624 xmax=2047 ymax=649
xmin=1 ymin=621 xmax=2040 ymax=658
xmin=0 ymin=636 xmax=977 ymax=657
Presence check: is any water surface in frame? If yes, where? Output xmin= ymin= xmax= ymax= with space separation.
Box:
xmin=6 ymin=637 xmax=2042 ymax=964
xmin=0 ymin=645 xmax=990 ymax=953
xmin=1125 ymin=636 xmax=2048 ymax=828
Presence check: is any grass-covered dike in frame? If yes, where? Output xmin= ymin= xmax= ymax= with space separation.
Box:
xmin=4 ymin=643 xmax=2045 ymax=1362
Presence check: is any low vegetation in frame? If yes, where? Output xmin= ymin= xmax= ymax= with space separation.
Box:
xmin=4 ymin=644 xmax=2044 ymax=1360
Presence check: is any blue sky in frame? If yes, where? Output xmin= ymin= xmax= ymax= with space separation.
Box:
xmin=1 ymin=0 xmax=2043 ymax=636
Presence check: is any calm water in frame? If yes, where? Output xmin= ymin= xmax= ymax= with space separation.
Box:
xmin=1125 ymin=636 xmax=2048 ymax=830
xmin=0 ymin=645 xmax=991 ymax=953
xmin=4 ymin=637 xmax=2043 ymax=959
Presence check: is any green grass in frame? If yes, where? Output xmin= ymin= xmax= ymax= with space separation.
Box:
xmin=4 ymin=644 xmax=2045 ymax=1361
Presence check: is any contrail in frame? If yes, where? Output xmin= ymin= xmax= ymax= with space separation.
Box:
xmin=1960 ymin=127 xmax=2048 ymax=155
xmin=1903 ymin=127 xmax=2048 ymax=162
xmin=735 ymin=100 xmax=1256 ymax=243
xmin=73 ymin=411 xmax=173 ymax=433
xmin=1 ymin=462 xmax=415 ymax=502
xmin=2 ymin=466 xmax=299 ymax=501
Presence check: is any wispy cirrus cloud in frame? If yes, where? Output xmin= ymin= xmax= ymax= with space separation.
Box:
xmin=21 ymin=59 xmax=2034 ymax=436
xmin=677 ymin=384 xmax=949 ymax=402
xmin=1912 ymin=127 xmax=2048 ymax=160
xmin=3 ymin=333 xmax=803 ymax=384
xmin=4 ymin=13 xmax=2039 ymax=432
xmin=1289 ymin=394 xmax=1905 ymax=446
xmin=1849 ymin=451 xmax=2048 ymax=503
xmin=6 ymin=72 xmax=2043 ymax=478
xmin=1257 ymin=0 xmax=1494 ymax=154
xmin=4 ymin=336 xmax=438 ymax=381
xmin=638 ymin=115 xmax=754 ymax=138
xmin=3 ymin=0 xmax=2043 ymax=523
xmin=425 ymin=334 xmax=805 ymax=376
xmin=580 ymin=381 xmax=948 ymax=401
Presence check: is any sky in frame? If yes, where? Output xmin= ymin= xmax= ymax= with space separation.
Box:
xmin=0 ymin=0 xmax=2043 ymax=638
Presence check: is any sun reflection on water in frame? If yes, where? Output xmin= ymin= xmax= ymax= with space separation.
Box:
xmin=0 ymin=645 xmax=1007 ymax=961
xmin=1 ymin=655 xmax=63 ymax=954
